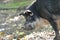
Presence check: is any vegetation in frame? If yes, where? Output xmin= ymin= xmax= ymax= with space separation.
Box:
xmin=0 ymin=0 xmax=33 ymax=8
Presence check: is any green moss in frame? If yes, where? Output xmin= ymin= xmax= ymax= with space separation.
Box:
xmin=0 ymin=1 xmax=32 ymax=8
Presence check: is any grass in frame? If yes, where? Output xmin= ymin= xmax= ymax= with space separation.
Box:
xmin=0 ymin=0 xmax=33 ymax=8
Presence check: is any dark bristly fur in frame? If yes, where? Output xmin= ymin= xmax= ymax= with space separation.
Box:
xmin=19 ymin=0 xmax=60 ymax=40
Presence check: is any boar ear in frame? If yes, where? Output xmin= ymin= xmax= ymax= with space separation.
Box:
xmin=24 ymin=10 xmax=33 ymax=16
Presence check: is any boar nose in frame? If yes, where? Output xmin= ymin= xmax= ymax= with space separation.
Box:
xmin=21 ymin=26 xmax=34 ymax=30
xmin=22 ymin=23 xmax=35 ymax=30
